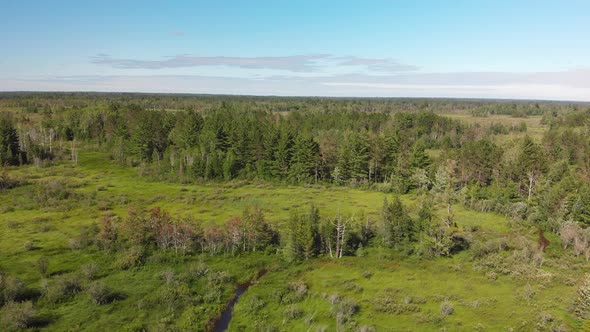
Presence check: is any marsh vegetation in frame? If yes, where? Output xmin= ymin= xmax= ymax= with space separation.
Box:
xmin=0 ymin=93 xmax=589 ymax=330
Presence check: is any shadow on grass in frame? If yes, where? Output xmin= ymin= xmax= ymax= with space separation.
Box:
xmin=16 ymin=288 xmax=43 ymax=302
xmin=106 ymin=291 xmax=127 ymax=303
xmin=49 ymin=269 xmax=73 ymax=277
xmin=30 ymin=312 xmax=59 ymax=328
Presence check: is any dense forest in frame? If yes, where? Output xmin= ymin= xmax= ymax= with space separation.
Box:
xmin=1 ymin=93 xmax=590 ymax=331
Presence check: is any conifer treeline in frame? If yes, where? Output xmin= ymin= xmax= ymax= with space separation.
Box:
xmin=3 ymin=94 xmax=590 ymax=231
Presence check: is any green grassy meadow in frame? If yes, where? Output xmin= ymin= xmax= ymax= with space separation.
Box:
xmin=0 ymin=149 xmax=586 ymax=331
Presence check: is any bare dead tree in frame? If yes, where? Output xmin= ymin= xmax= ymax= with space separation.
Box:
xmin=331 ymin=212 xmax=352 ymax=259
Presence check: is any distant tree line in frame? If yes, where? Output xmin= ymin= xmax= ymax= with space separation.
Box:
xmin=3 ymin=93 xmax=590 ymax=233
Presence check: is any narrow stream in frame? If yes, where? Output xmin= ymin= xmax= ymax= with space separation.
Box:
xmin=211 ymin=270 xmax=267 ymax=332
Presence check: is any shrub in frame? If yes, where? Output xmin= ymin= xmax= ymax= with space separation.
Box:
xmin=573 ymin=274 xmax=590 ymax=319
xmin=160 ymin=271 xmax=175 ymax=285
xmin=3 ymin=276 xmax=27 ymax=302
xmin=440 ymin=300 xmax=454 ymax=316
xmin=520 ymin=284 xmax=536 ymax=301
xmin=1 ymin=301 xmax=35 ymax=331
xmin=39 ymin=224 xmax=51 ymax=232
xmin=23 ymin=241 xmax=34 ymax=251
xmin=244 ymin=295 xmax=266 ymax=314
xmin=37 ymin=256 xmax=49 ymax=277
xmin=206 ymin=271 xmax=233 ymax=286
xmin=328 ymin=293 xmax=340 ymax=305
xmin=188 ymin=262 xmax=209 ymax=278
xmin=96 ymin=199 xmax=112 ymax=211
xmin=283 ymin=305 xmax=303 ymax=320
xmin=45 ymin=275 xmax=82 ymax=303
xmin=329 ymin=296 xmax=360 ymax=325
xmin=81 ymin=263 xmax=99 ymax=280
xmin=78 ymin=223 xmax=99 ymax=248
xmin=288 ymin=280 xmax=308 ymax=298
xmin=560 ymin=223 xmax=582 ymax=249
xmin=6 ymin=221 xmax=20 ymax=229
xmin=0 ymin=276 xmax=26 ymax=302
xmin=88 ymin=282 xmax=112 ymax=305
xmin=33 ymin=178 xmax=76 ymax=208
xmin=68 ymin=238 xmax=82 ymax=250
xmin=115 ymin=246 xmax=144 ymax=270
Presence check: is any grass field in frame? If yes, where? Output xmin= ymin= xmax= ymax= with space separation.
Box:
xmin=442 ymin=114 xmax=547 ymax=142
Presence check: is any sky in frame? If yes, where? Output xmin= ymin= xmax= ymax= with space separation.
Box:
xmin=1 ymin=0 xmax=590 ymax=101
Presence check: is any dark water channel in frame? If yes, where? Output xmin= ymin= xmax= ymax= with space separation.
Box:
xmin=212 ymin=270 xmax=267 ymax=332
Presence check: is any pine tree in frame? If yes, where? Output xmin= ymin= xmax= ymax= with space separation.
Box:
xmin=0 ymin=115 xmax=20 ymax=166
xmin=382 ymin=197 xmax=414 ymax=248
xmin=348 ymin=132 xmax=369 ymax=181
xmin=284 ymin=205 xmax=320 ymax=261
xmin=273 ymin=128 xmax=292 ymax=179
xmin=410 ymin=139 xmax=431 ymax=169
xmin=289 ymin=134 xmax=319 ymax=183
xmin=516 ymin=136 xmax=548 ymax=200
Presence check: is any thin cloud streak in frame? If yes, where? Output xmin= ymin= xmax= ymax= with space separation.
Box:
xmin=90 ymin=54 xmax=419 ymax=74
xmin=92 ymin=54 xmax=331 ymax=72
xmin=337 ymin=56 xmax=421 ymax=73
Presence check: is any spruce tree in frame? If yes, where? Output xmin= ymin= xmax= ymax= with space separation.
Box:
xmin=0 ymin=115 xmax=20 ymax=166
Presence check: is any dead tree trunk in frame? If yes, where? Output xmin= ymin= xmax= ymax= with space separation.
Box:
xmin=332 ymin=214 xmax=351 ymax=259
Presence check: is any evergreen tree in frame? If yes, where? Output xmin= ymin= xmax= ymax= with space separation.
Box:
xmin=459 ymin=139 xmax=502 ymax=186
xmin=0 ymin=115 xmax=20 ymax=165
xmin=515 ymin=136 xmax=548 ymax=200
xmin=382 ymin=197 xmax=414 ymax=248
xmin=410 ymin=139 xmax=431 ymax=169
xmin=273 ymin=128 xmax=292 ymax=179
xmin=284 ymin=205 xmax=321 ymax=261
xmin=171 ymin=110 xmax=203 ymax=149
xmin=289 ymin=134 xmax=319 ymax=183
xmin=259 ymin=126 xmax=278 ymax=179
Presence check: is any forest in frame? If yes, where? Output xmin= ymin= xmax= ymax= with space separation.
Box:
xmin=1 ymin=92 xmax=590 ymax=331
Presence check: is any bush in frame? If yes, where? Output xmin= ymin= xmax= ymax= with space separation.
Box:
xmin=160 ymin=271 xmax=175 ymax=285
xmin=373 ymin=289 xmax=421 ymax=315
xmin=440 ymin=300 xmax=454 ymax=316
xmin=2 ymin=276 xmax=27 ymax=302
xmin=33 ymin=178 xmax=77 ymax=208
xmin=283 ymin=305 xmax=303 ymax=320
xmin=23 ymin=241 xmax=34 ymax=251
xmin=244 ymin=295 xmax=266 ymax=314
xmin=329 ymin=296 xmax=360 ymax=325
xmin=115 ymin=246 xmax=144 ymax=270
xmin=6 ymin=221 xmax=20 ymax=229
xmin=78 ymin=224 xmax=99 ymax=248
xmin=88 ymin=282 xmax=112 ymax=305
xmin=188 ymin=262 xmax=209 ymax=279
xmin=81 ymin=263 xmax=99 ymax=280
xmin=573 ymin=274 xmax=590 ymax=319
xmin=1 ymin=301 xmax=35 ymax=331
xmin=288 ymin=280 xmax=308 ymax=298
xmin=37 ymin=256 xmax=49 ymax=277
xmin=68 ymin=238 xmax=82 ymax=250
xmin=206 ymin=271 xmax=233 ymax=286
xmin=45 ymin=275 xmax=82 ymax=303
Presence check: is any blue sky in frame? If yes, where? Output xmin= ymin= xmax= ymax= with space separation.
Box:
xmin=1 ymin=0 xmax=590 ymax=100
